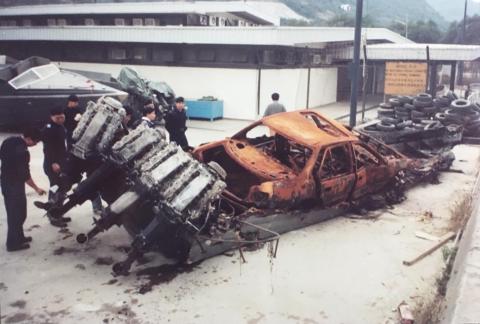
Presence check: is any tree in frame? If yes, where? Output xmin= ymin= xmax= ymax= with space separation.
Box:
xmin=443 ymin=15 xmax=480 ymax=45
xmin=407 ymin=20 xmax=443 ymax=43
xmin=325 ymin=13 xmax=376 ymax=27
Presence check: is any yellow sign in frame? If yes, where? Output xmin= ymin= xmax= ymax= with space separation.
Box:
xmin=384 ymin=62 xmax=428 ymax=95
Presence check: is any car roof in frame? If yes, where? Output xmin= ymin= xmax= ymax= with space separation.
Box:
xmin=261 ymin=110 xmax=357 ymax=149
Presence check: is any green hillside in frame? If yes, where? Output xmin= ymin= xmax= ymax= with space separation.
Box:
xmin=281 ymin=0 xmax=446 ymax=28
xmin=426 ymin=0 xmax=480 ymax=22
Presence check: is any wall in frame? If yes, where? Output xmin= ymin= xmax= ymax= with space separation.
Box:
xmin=58 ymin=62 xmax=337 ymax=120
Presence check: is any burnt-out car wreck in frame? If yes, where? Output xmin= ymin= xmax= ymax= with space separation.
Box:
xmin=36 ymin=96 xmax=454 ymax=276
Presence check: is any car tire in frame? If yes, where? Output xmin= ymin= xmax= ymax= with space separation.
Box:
xmin=379 ymin=117 xmax=401 ymax=125
xmin=411 ymin=110 xmax=427 ymax=119
xmin=376 ymin=122 xmax=396 ymax=132
xmin=435 ymin=112 xmax=447 ymax=122
xmin=422 ymin=106 xmax=438 ymax=115
xmin=451 ymin=99 xmax=472 ymax=110
xmin=397 ymin=96 xmax=412 ymax=105
xmin=379 ymin=102 xmax=394 ymax=109
xmin=395 ymin=111 xmax=410 ymax=120
xmin=416 ymin=93 xmax=433 ymax=102
xmin=388 ymin=98 xmax=402 ymax=107
xmin=413 ymin=99 xmax=432 ymax=109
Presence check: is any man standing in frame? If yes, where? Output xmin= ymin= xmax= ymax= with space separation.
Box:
xmin=0 ymin=129 xmax=45 ymax=251
xmin=63 ymin=94 xmax=82 ymax=149
xmin=263 ymin=92 xmax=286 ymax=117
xmin=42 ymin=106 xmax=67 ymax=200
xmin=166 ymin=97 xmax=189 ymax=149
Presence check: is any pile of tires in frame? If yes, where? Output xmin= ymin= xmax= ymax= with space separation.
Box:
xmin=435 ymin=99 xmax=480 ymax=136
xmin=375 ymin=92 xmax=457 ymax=132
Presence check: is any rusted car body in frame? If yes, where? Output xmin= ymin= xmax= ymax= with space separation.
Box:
xmin=194 ymin=110 xmax=410 ymax=209
xmin=38 ymin=103 xmax=446 ymax=275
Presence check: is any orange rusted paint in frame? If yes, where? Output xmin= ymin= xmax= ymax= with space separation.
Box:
xmin=193 ymin=110 xmax=408 ymax=209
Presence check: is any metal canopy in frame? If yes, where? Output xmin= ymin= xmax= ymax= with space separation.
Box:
xmin=331 ymin=43 xmax=480 ymax=62
xmin=0 ymin=26 xmax=412 ymax=47
xmin=0 ymin=1 xmax=305 ymax=26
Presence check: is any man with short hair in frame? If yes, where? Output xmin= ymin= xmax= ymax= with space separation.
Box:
xmin=263 ymin=92 xmax=286 ymax=117
xmin=42 ymin=106 xmax=67 ymax=199
xmin=166 ymin=97 xmax=189 ymax=149
xmin=0 ymin=128 xmax=45 ymax=251
xmin=63 ymin=94 xmax=81 ymax=149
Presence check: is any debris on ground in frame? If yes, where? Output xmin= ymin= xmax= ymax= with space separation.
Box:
xmin=403 ymin=232 xmax=455 ymax=266
xmin=398 ymin=301 xmax=415 ymax=324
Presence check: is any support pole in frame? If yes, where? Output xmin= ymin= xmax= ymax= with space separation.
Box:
xmin=361 ymin=44 xmax=368 ymax=123
xmin=256 ymin=67 xmax=262 ymax=116
xmin=349 ymin=0 xmax=363 ymax=128
xmin=458 ymin=0 xmax=468 ymax=85
xmin=425 ymin=46 xmax=430 ymax=92
xmin=429 ymin=63 xmax=437 ymax=97
xmin=306 ymin=66 xmax=311 ymax=109
xmin=450 ymin=62 xmax=457 ymax=91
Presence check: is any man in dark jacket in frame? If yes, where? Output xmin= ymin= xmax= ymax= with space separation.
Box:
xmin=0 ymin=128 xmax=45 ymax=251
xmin=63 ymin=94 xmax=81 ymax=149
xmin=42 ymin=106 xmax=67 ymax=200
xmin=166 ymin=97 xmax=189 ymax=149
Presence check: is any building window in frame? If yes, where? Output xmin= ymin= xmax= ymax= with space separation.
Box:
xmin=133 ymin=47 xmax=148 ymax=61
xmin=152 ymin=49 xmax=175 ymax=63
xmin=132 ymin=18 xmax=143 ymax=26
xmin=57 ymin=19 xmax=67 ymax=26
xmin=114 ymin=18 xmax=125 ymax=26
xmin=47 ymin=18 xmax=56 ymax=26
xmin=7 ymin=20 xmax=17 ymax=27
xmin=85 ymin=18 xmax=95 ymax=26
xmin=231 ymin=49 xmax=249 ymax=63
xmin=109 ymin=48 xmax=127 ymax=60
xmin=181 ymin=48 xmax=197 ymax=62
xmin=22 ymin=19 xmax=32 ymax=26
xmin=198 ymin=49 xmax=215 ymax=62
xmin=144 ymin=18 xmax=156 ymax=26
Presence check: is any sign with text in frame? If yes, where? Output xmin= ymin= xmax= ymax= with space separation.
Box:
xmin=384 ymin=62 xmax=428 ymax=95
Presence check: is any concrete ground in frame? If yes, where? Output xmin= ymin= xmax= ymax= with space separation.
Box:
xmin=1 ymin=105 xmax=478 ymax=324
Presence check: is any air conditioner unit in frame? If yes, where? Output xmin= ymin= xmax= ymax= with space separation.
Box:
xmin=218 ymin=17 xmax=226 ymax=26
xmin=144 ymin=18 xmax=155 ymax=26
xmin=114 ymin=18 xmax=125 ymax=26
xmin=209 ymin=16 xmax=217 ymax=26
xmin=238 ymin=20 xmax=245 ymax=27
xmin=199 ymin=15 xmax=208 ymax=26
xmin=132 ymin=18 xmax=143 ymax=26
xmin=323 ymin=54 xmax=333 ymax=65
xmin=84 ymin=18 xmax=95 ymax=26
xmin=312 ymin=54 xmax=322 ymax=65
xmin=57 ymin=19 xmax=67 ymax=26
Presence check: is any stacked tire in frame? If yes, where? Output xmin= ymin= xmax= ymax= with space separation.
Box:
xmin=435 ymin=99 xmax=480 ymax=136
xmin=376 ymin=93 xmax=458 ymax=132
